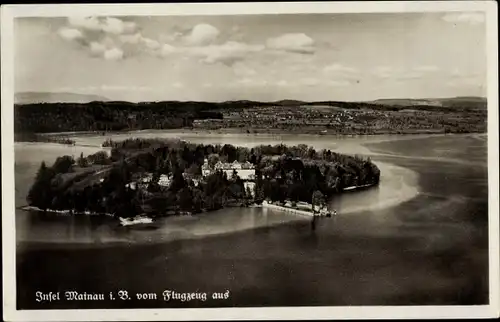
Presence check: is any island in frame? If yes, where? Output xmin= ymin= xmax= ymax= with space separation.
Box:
xmin=25 ymin=138 xmax=381 ymax=220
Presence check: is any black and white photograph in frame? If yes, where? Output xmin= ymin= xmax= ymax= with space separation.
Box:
xmin=2 ymin=2 xmax=499 ymax=321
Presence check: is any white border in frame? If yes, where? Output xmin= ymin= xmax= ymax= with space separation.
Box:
xmin=2 ymin=2 xmax=499 ymax=321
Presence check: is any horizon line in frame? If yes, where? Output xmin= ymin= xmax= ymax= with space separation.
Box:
xmin=14 ymin=91 xmax=487 ymax=105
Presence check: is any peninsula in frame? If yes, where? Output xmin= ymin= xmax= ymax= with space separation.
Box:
xmin=26 ymin=138 xmax=381 ymax=219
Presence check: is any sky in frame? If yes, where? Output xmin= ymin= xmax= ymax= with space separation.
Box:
xmin=15 ymin=12 xmax=487 ymax=102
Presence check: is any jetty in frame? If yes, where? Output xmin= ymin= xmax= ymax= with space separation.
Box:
xmin=343 ymin=183 xmax=376 ymax=191
xmin=261 ymin=200 xmax=330 ymax=218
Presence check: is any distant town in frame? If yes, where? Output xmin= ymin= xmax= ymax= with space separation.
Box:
xmin=193 ymin=103 xmax=485 ymax=134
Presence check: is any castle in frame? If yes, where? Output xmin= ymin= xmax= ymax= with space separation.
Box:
xmin=202 ymin=159 xmax=256 ymax=181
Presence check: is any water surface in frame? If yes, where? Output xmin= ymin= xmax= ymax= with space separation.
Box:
xmin=14 ymin=132 xmax=488 ymax=308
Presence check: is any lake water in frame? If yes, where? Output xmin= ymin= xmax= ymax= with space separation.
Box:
xmin=13 ymin=132 xmax=489 ymax=308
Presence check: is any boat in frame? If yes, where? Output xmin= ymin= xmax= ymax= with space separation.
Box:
xmin=119 ymin=179 xmax=157 ymax=227
xmin=119 ymin=215 xmax=154 ymax=227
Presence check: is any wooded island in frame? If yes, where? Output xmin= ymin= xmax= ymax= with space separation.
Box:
xmin=27 ymin=138 xmax=381 ymax=218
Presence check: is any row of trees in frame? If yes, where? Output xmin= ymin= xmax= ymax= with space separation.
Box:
xmin=14 ymin=132 xmax=75 ymax=145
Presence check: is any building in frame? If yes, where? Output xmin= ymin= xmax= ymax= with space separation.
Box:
xmin=158 ymin=174 xmax=172 ymax=187
xmin=182 ymin=172 xmax=200 ymax=187
xmin=192 ymin=119 xmax=223 ymax=129
xmin=202 ymin=159 xmax=256 ymax=180
xmin=243 ymin=181 xmax=256 ymax=196
xmin=126 ymin=173 xmax=172 ymax=190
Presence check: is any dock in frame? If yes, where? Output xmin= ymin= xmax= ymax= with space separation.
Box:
xmin=261 ymin=201 xmax=325 ymax=218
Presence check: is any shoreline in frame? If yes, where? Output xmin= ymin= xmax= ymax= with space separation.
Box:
xmin=28 ymin=128 xmax=486 ymax=139
xmin=260 ymin=182 xmax=378 ymax=217
xmin=18 ymin=180 xmax=377 ymax=219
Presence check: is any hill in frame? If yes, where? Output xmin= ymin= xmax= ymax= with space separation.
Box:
xmin=15 ymin=92 xmax=110 ymax=104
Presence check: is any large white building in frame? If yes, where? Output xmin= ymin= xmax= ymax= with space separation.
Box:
xmin=202 ymin=159 xmax=256 ymax=180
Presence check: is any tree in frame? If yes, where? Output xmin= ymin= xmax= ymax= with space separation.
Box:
xmin=207 ymin=153 xmax=220 ymax=169
xmin=237 ymin=147 xmax=249 ymax=163
xmin=177 ymin=187 xmax=193 ymax=211
xmin=147 ymin=171 xmax=161 ymax=193
xmin=27 ymin=161 xmax=56 ymax=210
xmin=52 ymin=155 xmax=74 ymax=173
xmin=231 ymin=169 xmax=239 ymax=181
xmin=246 ymin=186 xmax=253 ymax=199
xmin=254 ymin=184 xmax=264 ymax=205
xmin=312 ymin=190 xmax=326 ymax=213
xmin=169 ymin=168 xmax=186 ymax=193
xmin=77 ymin=152 xmax=88 ymax=168
xmin=88 ymin=151 xmax=110 ymax=165
xmin=192 ymin=188 xmax=204 ymax=213
xmin=228 ymin=182 xmax=244 ymax=199
xmin=186 ymin=163 xmax=201 ymax=176
xmin=288 ymin=183 xmax=302 ymax=203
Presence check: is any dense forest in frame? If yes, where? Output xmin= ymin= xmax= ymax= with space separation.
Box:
xmin=14 ymin=101 xmax=224 ymax=133
xmin=27 ymin=138 xmax=380 ymax=218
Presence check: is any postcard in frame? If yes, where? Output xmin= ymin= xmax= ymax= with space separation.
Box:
xmin=2 ymin=1 xmax=499 ymax=321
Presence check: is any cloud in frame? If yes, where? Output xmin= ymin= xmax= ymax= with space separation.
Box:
xmin=57 ymin=18 xmax=314 ymax=66
xmin=327 ymin=80 xmax=351 ymax=87
xmin=442 ymin=12 xmax=485 ymax=25
xmin=120 ymin=33 xmax=142 ymax=44
xmin=102 ymin=17 xmax=127 ymax=35
xmin=371 ymin=65 xmax=439 ymax=80
xmin=100 ymin=85 xmax=152 ymax=92
xmin=89 ymin=41 xmax=106 ymax=55
xmin=161 ymin=44 xmax=176 ymax=56
xmin=68 ymin=16 xmax=102 ymax=31
xmin=141 ymin=37 xmax=161 ymax=50
xmin=59 ymin=16 xmax=141 ymax=61
xmin=199 ymin=41 xmax=264 ymax=65
xmin=103 ymin=48 xmax=124 ymax=61
xmin=449 ymin=68 xmax=483 ymax=79
xmin=447 ymin=77 xmax=484 ymax=87
xmin=67 ymin=16 xmax=137 ymax=34
xmin=233 ymin=63 xmax=257 ymax=76
xmin=324 ymin=63 xmax=358 ymax=74
xmin=396 ymin=71 xmax=425 ymax=80
xmin=159 ymin=41 xmax=264 ymax=66
xmin=58 ymin=27 xmax=83 ymax=41
xmin=123 ymin=22 xmax=138 ymax=34
xmin=58 ymin=85 xmax=153 ymax=94
xmin=413 ymin=65 xmax=439 ymax=72
xmin=372 ymin=66 xmax=396 ymax=79
xmin=266 ymin=33 xmax=315 ymax=54
xmin=276 ymin=80 xmax=290 ymax=87
xmin=323 ymin=63 xmax=359 ymax=80
xmin=184 ymin=23 xmax=220 ymax=46
xmin=237 ymin=78 xmax=268 ymax=87
xmin=173 ymin=82 xmax=184 ymax=88
xmin=301 ymin=78 xmax=320 ymax=86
